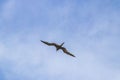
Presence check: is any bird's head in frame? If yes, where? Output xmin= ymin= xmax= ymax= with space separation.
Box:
xmin=56 ymin=48 xmax=59 ymax=51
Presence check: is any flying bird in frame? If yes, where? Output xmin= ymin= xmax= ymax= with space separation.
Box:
xmin=41 ymin=40 xmax=75 ymax=57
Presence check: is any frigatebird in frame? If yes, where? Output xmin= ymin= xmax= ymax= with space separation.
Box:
xmin=41 ymin=40 xmax=75 ymax=57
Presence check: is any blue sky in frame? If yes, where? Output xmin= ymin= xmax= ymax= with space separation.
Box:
xmin=0 ymin=0 xmax=120 ymax=80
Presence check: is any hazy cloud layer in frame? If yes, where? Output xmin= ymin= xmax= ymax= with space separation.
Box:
xmin=0 ymin=0 xmax=120 ymax=80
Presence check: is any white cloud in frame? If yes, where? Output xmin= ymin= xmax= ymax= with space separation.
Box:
xmin=0 ymin=32 xmax=119 ymax=80
xmin=0 ymin=0 xmax=120 ymax=80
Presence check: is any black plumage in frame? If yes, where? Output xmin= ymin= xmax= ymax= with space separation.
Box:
xmin=41 ymin=40 xmax=75 ymax=57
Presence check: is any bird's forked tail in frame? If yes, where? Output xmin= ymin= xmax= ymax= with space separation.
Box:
xmin=60 ymin=42 xmax=64 ymax=47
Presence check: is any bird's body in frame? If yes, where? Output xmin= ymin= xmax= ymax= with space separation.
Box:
xmin=41 ymin=40 xmax=75 ymax=57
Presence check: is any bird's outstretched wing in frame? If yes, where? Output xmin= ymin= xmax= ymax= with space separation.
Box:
xmin=40 ymin=40 xmax=58 ymax=46
xmin=61 ymin=47 xmax=75 ymax=57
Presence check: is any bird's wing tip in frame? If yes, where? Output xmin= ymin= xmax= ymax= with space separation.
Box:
xmin=40 ymin=40 xmax=43 ymax=42
xmin=72 ymin=55 xmax=76 ymax=57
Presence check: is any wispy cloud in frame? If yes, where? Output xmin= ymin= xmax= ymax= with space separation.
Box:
xmin=0 ymin=0 xmax=120 ymax=80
